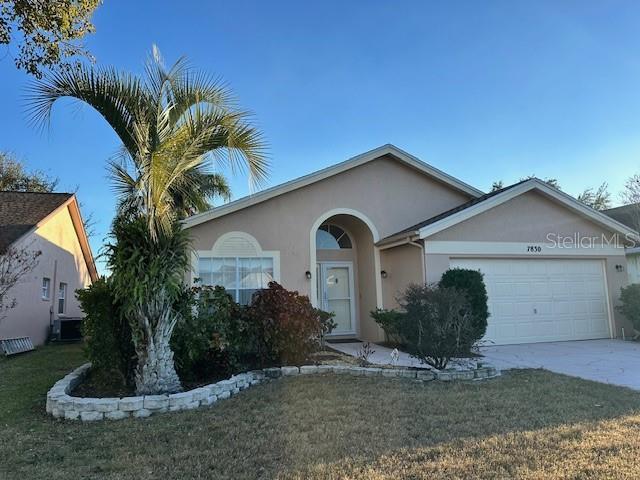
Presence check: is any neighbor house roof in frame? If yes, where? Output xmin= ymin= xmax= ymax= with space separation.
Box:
xmin=379 ymin=178 xmax=640 ymax=246
xmin=604 ymin=203 xmax=640 ymax=231
xmin=183 ymin=144 xmax=484 ymax=229
xmin=0 ymin=191 xmax=98 ymax=280
xmin=604 ymin=203 xmax=640 ymax=254
xmin=0 ymin=191 xmax=73 ymax=252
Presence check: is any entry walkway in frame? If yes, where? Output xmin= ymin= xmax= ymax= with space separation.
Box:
xmin=327 ymin=341 xmax=477 ymax=370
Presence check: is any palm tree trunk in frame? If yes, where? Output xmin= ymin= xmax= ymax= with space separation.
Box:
xmin=132 ymin=289 xmax=182 ymax=395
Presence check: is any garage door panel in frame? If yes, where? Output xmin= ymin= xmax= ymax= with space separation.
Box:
xmin=450 ymin=258 xmax=611 ymax=345
xmin=567 ymin=281 xmax=585 ymax=296
xmin=514 ymin=282 xmax=529 ymax=296
xmin=589 ymin=300 xmax=606 ymax=315
xmin=493 ymin=282 xmax=514 ymax=297
xmin=515 ymin=302 xmax=533 ymax=316
xmin=493 ymin=302 xmax=514 ymax=316
xmin=530 ymin=282 xmax=550 ymax=296
xmin=553 ymin=301 xmax=572 ymax=315
xmin=575 ymin=320 xmax=592 ymax=335
xmin=586 ymin=280 xmax=605 ymax=295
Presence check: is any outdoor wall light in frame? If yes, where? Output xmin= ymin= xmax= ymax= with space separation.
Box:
xmin=381 ymin=270 xmax=388 ymax=279
xmin=615 ymin=264 xmax=625 ymax=272
xmin=305 ymin=270 xmax=312 ymax=279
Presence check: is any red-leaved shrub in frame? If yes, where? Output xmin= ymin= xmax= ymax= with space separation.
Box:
xmin=248 ymin=282 xmax=323 ymax=366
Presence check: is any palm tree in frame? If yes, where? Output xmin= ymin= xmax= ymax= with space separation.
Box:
xmin=27 ymin=47 xmax=268 ymax=394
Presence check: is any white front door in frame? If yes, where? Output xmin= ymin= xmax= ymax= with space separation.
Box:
xmin=317 ymin=262 xmax=356 ymax=335
xmin=450 ymin=258 xmax=611 ymax=345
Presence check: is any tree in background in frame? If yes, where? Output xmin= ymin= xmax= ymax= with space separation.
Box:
xmin=576 ymin=182 xmax=611 ymax=211
xmin=0 ymin=0 xmax=101 ymax=77
xmin=490 ymin=180 xmax=504 ymax=192
xmin=0 ymin=152 xmax=96 ymax=236
xmin=0 ymin=151 xmax=58 ymax=191
xmin=519 ymin=175 xmax=561 ymax=190
xmin=492 ymin=176 xmax=612 ymax=211
xmin=28 ymin=46 xmax=268 ymax=394
xmin=619 ymin=174 xmax=640 ymax=231
xmin=621 ymin=174 xmax=640 ymax=206
xmin=490 ymin=176 xmax=560 ymax=193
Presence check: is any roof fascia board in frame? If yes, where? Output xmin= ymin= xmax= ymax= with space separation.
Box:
xmin=183 ymin=144 xmax=483 ymax=229
xmin=377 ymin=232 xmax=420 ymax=248
xmin=418 ymin=179 xmax=640 ymax=242
xmin=67 ymin=197 xmax=99 ymax=281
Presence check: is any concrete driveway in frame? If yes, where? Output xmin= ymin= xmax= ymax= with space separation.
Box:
xmin=481 ymin=339 xmax=640 ymax=390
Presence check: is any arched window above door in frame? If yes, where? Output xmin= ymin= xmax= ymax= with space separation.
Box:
xmin=316 ymin=224 xmax=352 ymax=249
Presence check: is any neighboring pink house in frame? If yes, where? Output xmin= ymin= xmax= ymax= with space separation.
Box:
xmin=0 ymin=192 xmax=97 ymax=345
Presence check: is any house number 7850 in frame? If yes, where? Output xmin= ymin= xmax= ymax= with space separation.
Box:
xmin=527 ymin=245 xmax=542 ymax=253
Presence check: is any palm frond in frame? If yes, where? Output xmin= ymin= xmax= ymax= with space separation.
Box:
xmin=27 ymin=46 xmax=269 ymax=242
xmin=26 ymin=65 xmax=149 ymax=157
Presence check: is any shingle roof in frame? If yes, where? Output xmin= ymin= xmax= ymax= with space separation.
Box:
xmin=0 ymin=191 xmax=73 ymax=252
xmin=603 ymin=203 xmax=640 ymax=232
xmin=380 ymin=179 xmax=529 ymax=242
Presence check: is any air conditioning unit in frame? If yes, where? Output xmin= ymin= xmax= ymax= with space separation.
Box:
xmin=50 ymin=317 xmax=84 ymax=342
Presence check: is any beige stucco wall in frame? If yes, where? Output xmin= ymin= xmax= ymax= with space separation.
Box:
xmin=0 ymin=205 xmax=93 ymax=345
xmin=430 ymin=190 xmax=616 ymax=242
xmin=424 ymin=190 xmax=632 ymax=337
xmin=186 ymin=155 xmax=472 ymax=341
xmin=380 ymin=243 xmax=424 ymax=309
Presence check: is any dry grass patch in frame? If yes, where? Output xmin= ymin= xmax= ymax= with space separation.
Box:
xmin=2 ymin=344 xmax=640 ymax=479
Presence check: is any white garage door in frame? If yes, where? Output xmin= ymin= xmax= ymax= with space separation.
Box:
xmin=449 ymin=258 xmax=611 ymax=345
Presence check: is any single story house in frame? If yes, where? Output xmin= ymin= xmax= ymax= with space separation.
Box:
xmin=0 ymin=192 xmax=97 ymax=345
xmin=184 ymin=145 xmax=639 ymax=346
xmin=604 ymin=203 xmax=640 ymax=284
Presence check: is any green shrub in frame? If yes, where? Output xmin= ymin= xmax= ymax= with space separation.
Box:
xmin=171 ymin=285 xmax=256 ymax=381
xmin=77 ymin=277 xmax=135 ymax=386
xmin=372 ymin=283 xmax=474 ymax=369
xmin=316 ymin=308 xmax=337 ymax=349
xmin=248 ymin=282 xmax=324 ymax=366
xmin=172 ymin=283 xmax=329 ymax=380
xmin=439 ymin=268 xmax=489 ymax=346
xmin=617 ymin=283 xmax=640 ymax=332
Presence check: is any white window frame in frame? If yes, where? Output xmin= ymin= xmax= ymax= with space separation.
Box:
xmin=58 ymin=282 xmax=67 ymax=314
xmin=193 ymin=231 xmax=281 ymax=303
xmin=42 ymin=277 xmax=51 ymax=300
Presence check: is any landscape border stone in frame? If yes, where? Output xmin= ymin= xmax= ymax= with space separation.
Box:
xmin=46 ymin=361 xmax=500 ymax=422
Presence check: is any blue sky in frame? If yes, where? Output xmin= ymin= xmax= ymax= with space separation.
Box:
xmin=2 ymin=0 xmax=640 ymax=273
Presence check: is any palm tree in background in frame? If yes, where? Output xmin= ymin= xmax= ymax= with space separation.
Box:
xmin=27 ymin=46 xmax=268 ymax=394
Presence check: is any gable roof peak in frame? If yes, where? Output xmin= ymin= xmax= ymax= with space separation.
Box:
xmin=379 ymin=177 xmax=640 ymax=245
xmin=0 ymin=191 xmax=74 ymax=251
xmin=183 ymin=144 xmax=483 ymax=229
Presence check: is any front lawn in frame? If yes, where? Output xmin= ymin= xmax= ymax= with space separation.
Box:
xmin=2 ymin=344 xmax=640 ymax=479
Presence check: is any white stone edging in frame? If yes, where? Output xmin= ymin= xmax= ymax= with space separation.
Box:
xmin=46 ymin=363 xmax=500 ymax=422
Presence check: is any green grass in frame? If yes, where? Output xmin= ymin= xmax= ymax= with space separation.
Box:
xmin=2 ymin=344 xmax=640 ymax=479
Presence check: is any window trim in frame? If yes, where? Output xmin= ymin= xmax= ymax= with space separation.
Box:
xmin=317 ymin=223 xmax=353 ymax=249
xmin=42 ymin=277 xmax=51 ymax=300
xmin=193 ymin=231 xmax=281 ymax=302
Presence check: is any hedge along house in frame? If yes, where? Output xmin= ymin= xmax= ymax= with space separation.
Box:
xmin=183 ymin=145 xmax=639 ymax=346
